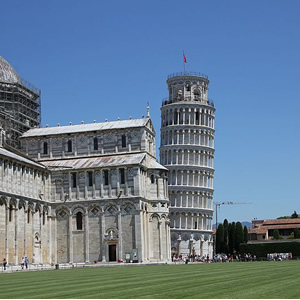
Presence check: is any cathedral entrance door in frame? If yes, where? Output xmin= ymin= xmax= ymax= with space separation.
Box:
xmin=109 ymin=244 xmax=117 ymax=261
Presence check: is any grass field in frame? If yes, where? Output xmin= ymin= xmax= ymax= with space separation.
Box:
xmin=1 ymin=260 xmax=299 ymax=299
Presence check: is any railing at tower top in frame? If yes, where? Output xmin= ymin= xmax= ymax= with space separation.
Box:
xmin=167 ymin=71 xmax=209 ymax=80
xmin=162 ymin=97 xmax=215 ymax=108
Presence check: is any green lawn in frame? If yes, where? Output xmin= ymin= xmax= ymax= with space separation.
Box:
xmin=1 ymin=260 xmax=299 ymax=298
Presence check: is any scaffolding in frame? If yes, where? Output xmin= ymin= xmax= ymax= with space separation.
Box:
xmin=0 ymin=78 xmax=41 ymax=148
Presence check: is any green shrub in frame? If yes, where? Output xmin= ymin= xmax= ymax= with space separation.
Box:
xmin=240 ymin=241 xmax=300 ymax=258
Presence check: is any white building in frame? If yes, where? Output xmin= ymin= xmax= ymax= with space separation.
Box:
xmin=0 ymin=57 xmax=171 ymax=265
xmin=160 ymin=72 xmax=215 ymax=259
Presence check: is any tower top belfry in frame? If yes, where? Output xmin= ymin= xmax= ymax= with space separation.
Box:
xmin=164 ymin=72 xmax=213 ymax=107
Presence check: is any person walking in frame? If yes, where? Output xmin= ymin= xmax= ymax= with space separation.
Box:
xmin=25 ymin=257 xmax=29 ymax=269
xmin=3 ymin=258 xmax=7 ymax=271
xmin=21 ymin=257 xmax=25 ymax=269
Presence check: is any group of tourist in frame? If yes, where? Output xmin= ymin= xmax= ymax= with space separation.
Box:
xmin=213 ymin=253 xmax=256 ymax=262
xmin=172 ymin=254 xmax=210 ymax=263
xmin=1 ymin=256 xmax=29 ymax=271
xmin=20 ymin=257 xmax=29 ymax=269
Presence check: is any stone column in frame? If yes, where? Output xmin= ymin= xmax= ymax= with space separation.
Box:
xmin=101 ymin=213 xmax=106 ymax=262
xmin=14 ymin=200 xmax=19 ymax=265
xmin=24 ymin=202 xmax=28 ymax=256
xmin=85 ymin=208 xmax=89 ymax=262
xmin=68 ymin=213 xmax=73 ymax=263
xmin=158 ymin=220 xmax=163 ymax=261
xmin=118 ymin=211 xmax=123 ymax=261
xmin=134 ymin=213 xmax=142 ymax=262
xmin=5 ymin=204 xmax=8 ymax=261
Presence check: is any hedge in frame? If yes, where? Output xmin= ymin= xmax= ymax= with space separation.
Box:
xmin=240 ymin=241 xmax=300 ymax=258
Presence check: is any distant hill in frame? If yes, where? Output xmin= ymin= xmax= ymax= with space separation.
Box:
xmin=213 ymin=221 xmax=252 ymax=230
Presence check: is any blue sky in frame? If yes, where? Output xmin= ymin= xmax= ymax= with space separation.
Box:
xmin=1 ymin=0 xmax=300 ymax=223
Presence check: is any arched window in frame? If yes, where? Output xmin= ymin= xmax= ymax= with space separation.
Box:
xmin=43 ymin=142 xmax=48 ymax=154
xmin=67 ymin=140 xmax=72 ymax=152
xmin=76 ymin=212 xmax=83 ymax=230
xmin=27 ymin=209 xmax=31 ymax=224
xmin=150 ymin=174 xmax=155 ymax=184
xmin=193 ymin=89 xmax=200 ymax=100
xmin=93 ymin=137 xmax=98 ymax=150
xmin=9 ymin=205 xmax=13 ymax=222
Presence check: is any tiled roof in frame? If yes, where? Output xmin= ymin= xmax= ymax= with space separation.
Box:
xmin=41 ymin=153 xmax=146 ymax=170
xmin=21 ymin=118 xmax=149 ymax=138
xmin=262 ymin=218 xmax=300 ymax=225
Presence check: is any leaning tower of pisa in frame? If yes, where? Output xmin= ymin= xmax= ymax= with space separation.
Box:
xmin=160 ymin=71 xmax=215 ymax=259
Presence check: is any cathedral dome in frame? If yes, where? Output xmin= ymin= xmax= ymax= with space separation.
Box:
xmin=0 ymin=56 xmax=22 ymax=84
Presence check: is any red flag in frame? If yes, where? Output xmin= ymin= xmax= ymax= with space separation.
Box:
xmin=183 ymin=52 xmax=187 ymax=63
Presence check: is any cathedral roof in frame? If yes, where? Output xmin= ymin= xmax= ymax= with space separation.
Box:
xmin=40 ymin=153 xmax=146 ymax=169
xmin=0 ymin=147 xmax=46 ymax=169
xmin=22 ymin=118 xmax=151 ymax=137
xmin=0 ymin=56 xmax=22 ymax=84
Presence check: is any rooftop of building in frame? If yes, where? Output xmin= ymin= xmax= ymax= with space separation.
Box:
xmin=21 ymin=117 xmax=153 ymax=138
xmin=40 ymin=152 xmax=168 ymax=171
xmin=0 ymin=145 xmax=46 ymax=169
xmin=0 ymin=56 xmax=22 ymax=84
xmin=167 ymin=71 xmax=209 ymax=80
xmin=249 ymin=218 xmax=300 ymax=234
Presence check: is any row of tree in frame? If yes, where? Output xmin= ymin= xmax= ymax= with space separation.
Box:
xmin=216 ymin=219 xmax=248 ymax=254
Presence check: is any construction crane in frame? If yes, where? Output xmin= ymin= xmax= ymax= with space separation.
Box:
xmin=214 ymin=201 xmax=252 ymax=229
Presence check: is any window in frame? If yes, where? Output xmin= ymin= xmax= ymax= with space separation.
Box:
xmin=9 ymin=205 xmax=13 ymax=222
xmin=43 ymin=142 xmax=48 ymax=154
xmin=76 ymin=212 xmax=83 ymax=230
xmin=150 ymin=174 xmax=155 ymax=184
xmin=88 ymin=171 xmax=93 ymax=186
xmin=67 ymin=140 xmax=72 ymax=152
xmin=195 ymin=111 xmax=199 ymax=125
xmin=104 ymin=170 xmax=109 ymax=185
xmin=72 ymin=173 xmax=77 ymax=188
xmin=43 ymin=212 xmax=46 ymax=225
xmin=93 ymin=137 xmax=98 ymax=150
xmin=119 ymin=168 xmax=125 ymax=184
xmin=27 ymin=209 xmax=31 ymax=224
xmin=121 ymin=134 xmax=126 ymax=148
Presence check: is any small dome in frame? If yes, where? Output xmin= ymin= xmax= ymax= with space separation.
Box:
xmin=0 ymin=56 xmax=22 ymax=84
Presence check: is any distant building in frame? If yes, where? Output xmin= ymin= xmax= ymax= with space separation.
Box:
xmin=0 ymin=57 xmax=170 ymax=265
xmin=160 ymin=72 xmax=215 ymax=258
xmin=249 ymin=218 xmax=300 ymax=241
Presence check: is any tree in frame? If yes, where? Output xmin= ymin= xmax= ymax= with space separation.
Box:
xmin=291 ymin=211 xmax=298 ymax=219
xmin=243 ymin=226 xmax=248 ymax=243
xmin=223 ymin=219 xmax=229 ymax=254
xmin=228 ymin=222 xmax=236 ymax=254
xmin=216 ymin=224 xmax=224 ymax=254
xmin=235 ymin=222 xmax=244 ymax=252
xmin=273 ymin=229 xmax=280 ymax=239
xmin=294 ymin=228 xmax=300 ymax=239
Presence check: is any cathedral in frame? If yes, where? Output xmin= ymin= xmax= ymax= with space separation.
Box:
xmin=0 ymin=57 xmax=170 ymax=265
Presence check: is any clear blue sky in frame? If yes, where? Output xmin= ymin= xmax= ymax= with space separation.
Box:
xmin=2 ymin=0 xmax=300 ymax=223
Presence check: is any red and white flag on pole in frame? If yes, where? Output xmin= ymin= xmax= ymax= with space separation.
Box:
xmin=183 ymin=51 xmax=187 ymax=63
